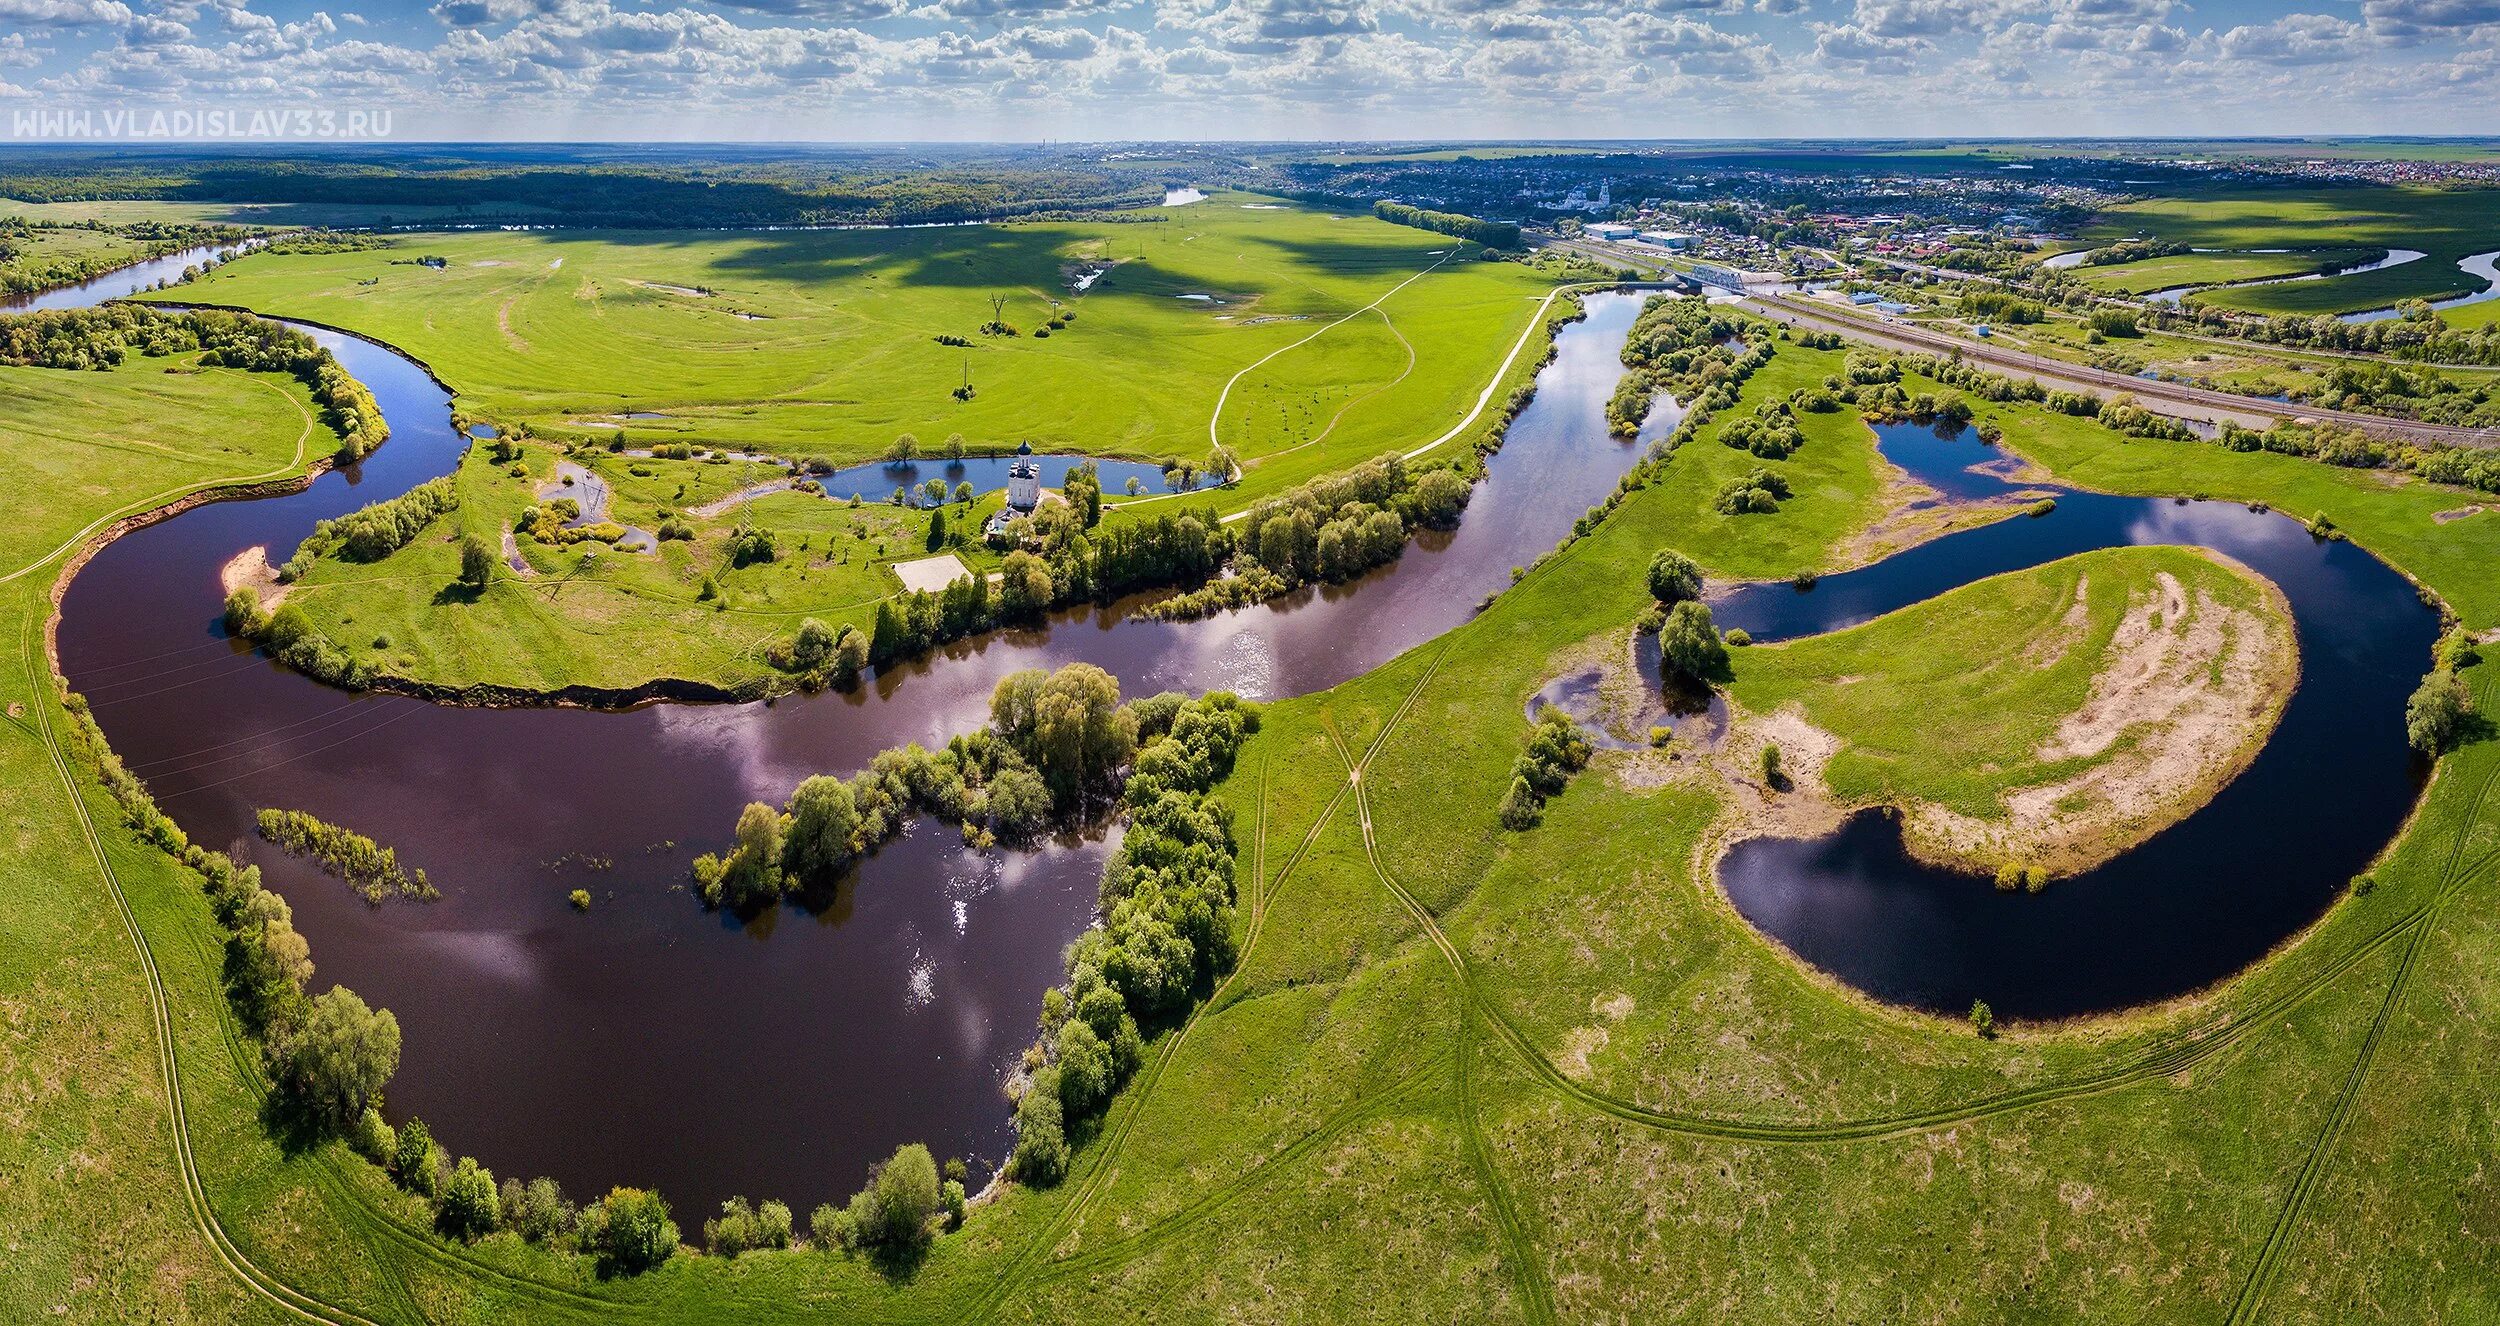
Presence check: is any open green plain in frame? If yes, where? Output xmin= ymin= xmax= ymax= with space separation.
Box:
xmin=2086 ymin=185 xmax=2500 ymax=315
xmin=135 ymin=194 xmax=1559 ymax=495
xmin=2070 ymin=248 xmax=2375 ymax=296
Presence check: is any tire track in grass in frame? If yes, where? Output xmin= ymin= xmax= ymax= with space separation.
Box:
xmin=21 ymin=617 xmax=385 ymax=1326
xmin=979 ymin=643 xmax=1457 ymax=1316
xmin=1332 ymin=677 xmax=2475 ymax=1149
xmin=2226 ymin=699 xmax=2500 ymax=1324
xmin=1457 ymin=1008 xmax=1556 ymax=1325
xmin=1033 ymin=1052 xmax=1447 ymax=1281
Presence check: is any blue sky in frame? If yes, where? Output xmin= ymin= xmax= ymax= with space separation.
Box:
xmin=0 ymin=0 xmax=2492 ymax=140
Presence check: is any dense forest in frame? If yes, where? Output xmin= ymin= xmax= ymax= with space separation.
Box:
xmin=0 ymin=147 xmax=1185 ymax=227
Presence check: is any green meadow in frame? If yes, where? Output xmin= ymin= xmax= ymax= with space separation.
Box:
xmin=2087 ymin=185 xmax=2500 ymax=315
xmin=11 ymin=314 xmax=2500 ymax=1325
xmin=2071 ymin=247 xmax=2374 ymax=295
xmin=137 ymin=194 xmax=1560 ymax=495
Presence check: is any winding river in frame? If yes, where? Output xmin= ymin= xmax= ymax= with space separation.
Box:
xmin=1714 ymin=419 xmax=2438 ymax=1020
xmin=48 ymin=264 xmax=1671 ymax=1214
xmin=33 ymin=245 xmax=2439 ymax=1213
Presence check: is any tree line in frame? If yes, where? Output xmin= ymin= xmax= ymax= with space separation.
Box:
xmin=1372 ymin=200 xmax=1522 ymax=249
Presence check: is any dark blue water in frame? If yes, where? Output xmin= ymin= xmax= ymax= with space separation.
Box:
xmin=1714 ymin=420 xmax=2438 ymax=1018
xmin=815 ymin=454 xmax=1220 ymax=506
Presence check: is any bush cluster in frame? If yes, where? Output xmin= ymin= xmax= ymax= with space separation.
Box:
xmin=283 ymin=475 xmax=458 ymax=576
xmin=1498 ymin=705 xmax=1594 ymax=830
xmin=1714 ymin=466 xmax=1792 ymax=515
xmin=1149 ymin=453 xmax=1468 ymax=621
xmin=1609 ymin=295 xmax=1752 ymax=436
xmin=255 ymin=807 xmax=435 ymax=903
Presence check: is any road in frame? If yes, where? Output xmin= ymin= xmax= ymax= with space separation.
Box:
xmin=1536 ymin=234 xmax=2498 ymax=449
xmin=1745 ymin=294 xmax=2500 ymax=448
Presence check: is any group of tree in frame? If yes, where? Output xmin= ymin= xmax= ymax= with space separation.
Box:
xmin=0 ymin=305 xmax=386 ymax=458
xmin=1012 ymin=687 xmax=1259 ymax=1184
xmin=279 ymin=475 xmax=459 ymax=578
xmin=1148 ymin=453 xmax=1470 ymax=620
xmin=2407 ymin=634 xmax=2480 ymax=755
xmin=1714 ymin=466 xmax=1792 ymax=516
xmin=1497 ymin=704 xmax=1595 ymax=830
xmin=694 ymin=663 xmax=1154 ymax=911
xmin=358 ymin=1106 xmax=679 ymax=1272
xmin=1609 ymin=296 xmax=1758 ymax=436
xmin=807 ymin=1143 xmax=967 ymax=1260
xmin=225 ymin=590 xmax=369 ymax=690
xmin=1959 ymin=289 xmax=2047 ymax=325
xmin=1371 ymin=200 xmax=1520 ymax=248
xmin=1719 ymin=404 xmax=1805 ymax=460
xmin=256 ymin=807 xmax=435 ymax=903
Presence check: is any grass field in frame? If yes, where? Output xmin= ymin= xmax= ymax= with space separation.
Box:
xmin=1727 ymin=544 xmax=2297 ymax=873
xmin=2072 ymin=248 xmax=2375 ymax=295
xmin=135 ymin=194 xmax=1558 ymax=492
xmin=2087 ymin=185 xmax=2500 ymax=315
xmin=0 ymin=224 xmax=161 ymax=291
xmin=15 ymin=325 xmax=2500 ymax=1321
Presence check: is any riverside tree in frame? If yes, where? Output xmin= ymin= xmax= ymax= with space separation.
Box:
xmin=274 ymin=986 xmax=401 ymax=1129
xmin=1658 ymin=601 xmax=1730 ymax=682
xmin=1647 ymin=549 xmax=1703 ymax=605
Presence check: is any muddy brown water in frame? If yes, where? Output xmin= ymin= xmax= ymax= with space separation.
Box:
xmin=53 ymin=283 xmax=1667 ymax=1214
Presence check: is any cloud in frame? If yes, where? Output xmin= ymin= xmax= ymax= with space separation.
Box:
xmin=1812 ymin=19 xmax=1931 ymax=69
xmin=2218 ymin=12 xmax=2367 ymax=65
xmin=2361 ymin=0 xmax=2500 ymax=39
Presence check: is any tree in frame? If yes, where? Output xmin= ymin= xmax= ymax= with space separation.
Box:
xmin=275 ymin=986 xmax=400 ymax=1129
xmin=1054 ymin=1018 xmax=1115 ymax=1117
xmin=998 ymin=550 xmax=1053 ymax=618
xmin=886 ymin=432 xmax=918 ymax=464
xmin=2407 ymin=669 xmax=2472 ymax=754
xmin=942 ymin=432 xmax=968 ymax=461
xmin=1063 ymin=462 xmax=1102 ymax=528
xmin=858 ymin=1143 xmax=941 ymax=1250
xmin=1970 ymin=999 xmax=1995 ymax=1039
xmin=999 ymin=664 xmax=1136 ymax=808
xmin=582 ymin=1187 xmax=679 ymax=1274
xmin=439 ymin=1156 xmax=502 ymax=1240
xmin=926 ymin=506 xmax=949 ymax=551
xmin=1657 ymin=601 xmax=1729 ymax=682
xmin=986 ymin=765 xmax=1052 ymax=840
xmin=394 ymin=1118 xmax=441 ymax=1196
xmin=458 ymin=533 xmax=495 ymax=591
xmin=953 ymin=481 xmax=974 ymax=506
xmin=782 ymin=774 xmax=860 ymax=886
xmin=789 ymin=617 xmax=835 ymax=670
xmin=1011 ymin=1077 xmax=1069 ymax=1185
xmin=833 ymin=625 xmax=870 ymax=684
xmin=1646 ymin=549 xmax=1703 ymax=605
xmin=1206 ymin=444 xmax=1239 ymax=485
xmin=500 ymin=1175 xmax=576 ymax=1243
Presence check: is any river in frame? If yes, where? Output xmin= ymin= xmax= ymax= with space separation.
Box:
xmin=1712 ymin=418 xmax=2437 ymax=1020
xmin=36 ymin=243 xmax=2439 ymax=1205
xmin=49 ymin=265 xmax=1670 ymax=1214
